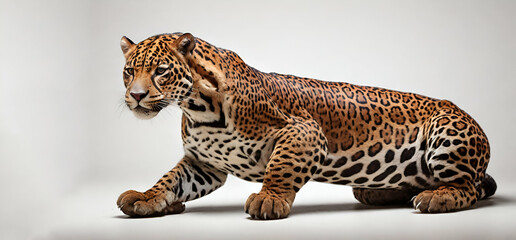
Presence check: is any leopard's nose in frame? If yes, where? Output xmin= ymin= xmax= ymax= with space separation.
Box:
xmin=130 ymin=91 xmax=148 ymax=102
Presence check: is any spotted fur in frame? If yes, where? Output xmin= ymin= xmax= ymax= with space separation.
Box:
xmin=116 ymin=33 xmax=496 ymax=219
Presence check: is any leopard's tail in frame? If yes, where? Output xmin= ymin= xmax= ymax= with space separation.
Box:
xmin=477 ymin=173 xmax=497 ymax=200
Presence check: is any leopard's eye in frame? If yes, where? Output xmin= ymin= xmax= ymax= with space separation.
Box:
xmin=155 ymin=67 xmax=168 ymax=75
xmin=125 ymin=68 xmax=134 ymax=75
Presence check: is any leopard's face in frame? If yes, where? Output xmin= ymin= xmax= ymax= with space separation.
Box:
xmin=120 ymin=34 xmax=195 ymax=119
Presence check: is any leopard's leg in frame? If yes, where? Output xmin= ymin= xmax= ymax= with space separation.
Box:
xmin=245 ymin=120 xmax=328 ymax=220
xmin=413 ymin=103 xmax=491 ymax=213
xmin=353 ymin=188 xmax=420 ymax=205
xmin=117 ymin=157 xmax=227 ymax=217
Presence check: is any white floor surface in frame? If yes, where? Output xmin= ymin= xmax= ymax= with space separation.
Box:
xmin=8 ymin=176 xmax=515 ymax=240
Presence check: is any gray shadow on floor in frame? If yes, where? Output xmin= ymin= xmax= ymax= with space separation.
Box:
xmin=291 ymin=202 xmax=409 ymax=215
xmin=186 ymin=205 xmax=244 ymax=214
xmin=184 ymin=202 xmax=408 ymax=215
xmin=114 ymin=213 xmax=171 ymax=219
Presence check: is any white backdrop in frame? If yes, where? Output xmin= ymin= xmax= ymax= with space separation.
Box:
xmin=1 ymin=0 xmax=515 ymax=239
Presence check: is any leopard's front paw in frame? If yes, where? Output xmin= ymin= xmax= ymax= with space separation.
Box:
xmin=244 ymin=192 xmax=291 ymax=220
xmin=117 ymin=190 xmax=185 ymax=217
xmin=412 ymin=189 xmax=456 ymax=213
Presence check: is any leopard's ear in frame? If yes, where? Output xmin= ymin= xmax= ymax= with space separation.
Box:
xmin=120 ymin=36 xmax=135 ymax=58
xmin=174 ymin=33 xmax=195 ymax=56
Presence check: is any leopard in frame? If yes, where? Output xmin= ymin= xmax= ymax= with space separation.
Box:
xmin=116 ymin=32 xmax=496 ymax=220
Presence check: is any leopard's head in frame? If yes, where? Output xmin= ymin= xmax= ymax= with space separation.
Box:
xmin=120 ymin=33 xmax=195 ymax=119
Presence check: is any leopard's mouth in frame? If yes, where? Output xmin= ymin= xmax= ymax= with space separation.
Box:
xmin=134 ymin=105 xmax=154 ymax=112
xmin=132 ymin=105 xmax=160 ymax=119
